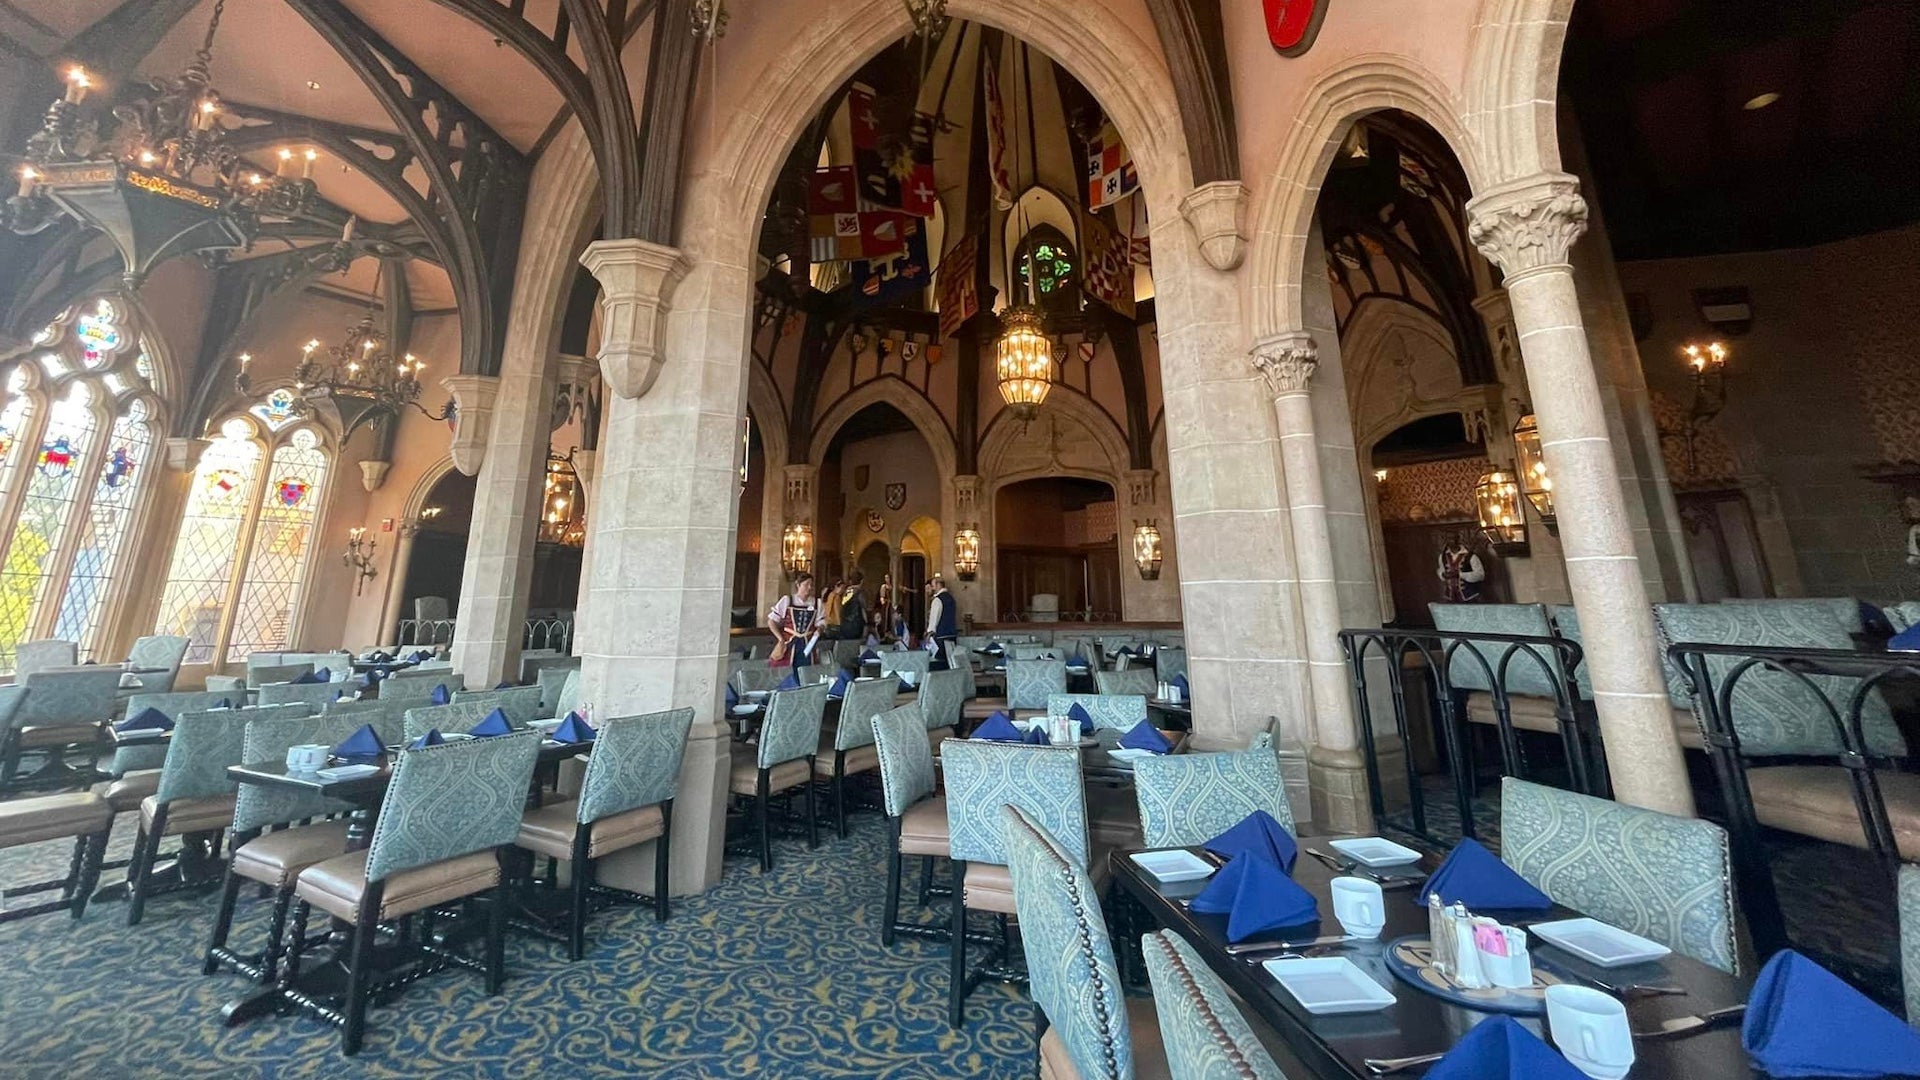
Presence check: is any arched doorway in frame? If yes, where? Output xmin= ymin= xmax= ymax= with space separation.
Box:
xmin=992 ymin=476 xmax=1120 ymax=622
xmin=397 ymin=468 xmax=476 ymax=639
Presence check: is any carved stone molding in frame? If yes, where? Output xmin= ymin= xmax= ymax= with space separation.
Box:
xmin=783 ymin=463 xmax=818 ymax=524
xmin=163 ymin=436 xmax=198 ymax=473
xmin=1250 ymin=332 xmax=1319 ymax=394
xmin=554 ymin=352 xmax=600 ymax=433
xmin=1179 ymin=180 xmax=1250 ymax=271
xmin=1465 ymin=173 xmax=1589 ymax=278
xmin=580 ymin=238 xmax=690 ymax=400
xmin=1124 ymin=468 xmax=1158 ymax=507
xmin=441 ymin=373 xmax=501 ymax=476
xmin=952 ymin=474 xmax=982 ymax=524
xmin=358 ymin=459 xmax=393 ymax=492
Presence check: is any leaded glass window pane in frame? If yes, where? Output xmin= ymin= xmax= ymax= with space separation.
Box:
xmin=0 ymin=383 xmax=99 ymax=672
xmin=55 ymin=399 xmax=153 ymax=659
xmin=154 ymin=419 xmax=261 ymax=665
xmin=226 ymin=428 xmax=328 ymax=661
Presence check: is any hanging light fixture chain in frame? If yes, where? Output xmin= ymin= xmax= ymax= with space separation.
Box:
xmin=197 ymin=0 xmax=229 ymax=70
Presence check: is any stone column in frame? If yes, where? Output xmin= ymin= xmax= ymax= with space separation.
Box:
xmin=450 ymin=360 xmax=547 ymax=685
xmin=1471 ymin=289 xmax=1571 ymax=605
xmin=1466 ymin=173 xmax=1693 ymax=817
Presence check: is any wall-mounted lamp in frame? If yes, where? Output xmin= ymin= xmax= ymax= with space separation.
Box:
xmin=1373 ymin=468 xmax=1389 ymax=483
xmin=780 ymin=523 xmax=813 ymax=576
xmin=344 ymin=526 xmax=378 ymax=596
xmin=1664 ymin=341 xmax=1731 ymax=479
xmin=1509 ymin=412 xmax=1558 ymax=535
xmin=1133 ymin=520 xmax=1164 ymax=580
xmin=954 ymin=526 xmax=981 ymax=581
xmin=1474 ymin=470 xmax=1529 ymax=556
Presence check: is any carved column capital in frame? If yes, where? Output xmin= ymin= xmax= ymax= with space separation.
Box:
xmin=164 ymin=437 xmax=199 ymax=473
xmin=580 ymin=238 xmax=690 ymax=400
xmin=1250 ymin=332 xmax=1318 ymax=394
xmin=1465 ymin=173 xmax=1589 ymax=279
xmin=440 ymin=373 xmax=500 ymax=476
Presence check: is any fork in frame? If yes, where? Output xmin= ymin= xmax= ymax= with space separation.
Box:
xmin=1307 ymin=848 xmax=1422 ymax=889
xmin=1363 ymin=1052 xmax=1443 ymax=1074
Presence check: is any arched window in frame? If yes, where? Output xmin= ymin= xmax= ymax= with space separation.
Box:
xmin=0 ymin=298 xmax=162 ymax=671
xmin=154 ymin=411 xmax=333 ymax=665
xmin=1012 ymin=225 xmax=1080 ymax=314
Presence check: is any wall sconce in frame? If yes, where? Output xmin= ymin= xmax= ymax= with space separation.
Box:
xmin=343 ymin=526 xmax=378 ymax=596
xmin=739 ymin=414 xmax=752 ymax=493
xmin=1133 ymin=520 xmax=1164 ymax=580
xmin=780 ymin=522 xmax=813 ymax=576
xmin=954 ymin=526 xmax=981 ymax=581
xmin=1374 ymin=468 xmax=1389 ymax=483
xmin=1509 ymin=413 xmax=1558 ymax=535
xmin=1474 ymin=470 xmax=1530 ymax=556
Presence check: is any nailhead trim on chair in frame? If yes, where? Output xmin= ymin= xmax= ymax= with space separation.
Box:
xmin=1010 ymin=811 xmax=1120 ymax=1080
xmin=1145 ymin=932 xmax=1261 ymax=1078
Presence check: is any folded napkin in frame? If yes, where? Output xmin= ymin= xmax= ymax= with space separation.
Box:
xmin=358 ymin=672 xmax=377 ymax=688
xmin=332 ymin=689 xmax=346 ymax=702
xmin=1423 ymin=1015 xmax=1588 ymax=1080
xmin=553 ymin=713 xmax=596 ymax=745
xmin=115 ymin=707 xmax=173 ymax=733
xmin=490 ymin=679 xmax=511 ymax=690
xmin=407 ymin=728 xmax=445 ymax=750
xmin=1171 ymin=674 xmax=1190 ymax=700
xmin=292 ymin=669 xmax=325 ymax=685
xmin=1742 ymin=949 xmax=1920 ymax=1077
xmin=470 ymin=708 xmax=514 ymax=737
xmin=726 ymin=683 xmax=740 ymax=707
xmin=1069 ymin=651 xmax=1089 ymax=668
xmin=828 ymin=673 xmax=850 ymax=698
xmin=1416 ymin=838 xmax=1552 ymax=911
xmin=216 ymin=699 xmax=233 ymax=710
xmin=331 ymin=724 xmax=385 ymax=763
xmin=407 ymin=650 xmax=432 ymax=663
xmin=777 ymin=671 xmax=802 ymax=691
xmin=1067 ymin=702 xmax=1094 ymax=735
xmin=1023 ymin=724 xmax=1051 ymax=745
xmin=860 ymin=648 xmax=879 ymax=662
xmin=430 ymin=683 xmax=451 ymax=706
xmin=1890 ymin=623 xmax=1920 ymax=652
xmin=369 ymin=651 xmax=392 ymax=663
xmin=1204 ymin=810 xmax=1298 ymax=874
xmin=1116 ymin=646 xmax=1134 ymax=657
xmin=1119 ymin=719 xmax=1172 ymax=754
xmin=865 ymin=634 xmax=880 ymax=648
xmin=971 ymin=712 xmax=1024 ymax=742
xmin=1189 ymin=854 xmax=1318 ymax=942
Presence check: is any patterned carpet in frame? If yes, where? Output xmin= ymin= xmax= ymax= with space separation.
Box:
xmin=0 ymin=808 xmax=1035 ymax=1080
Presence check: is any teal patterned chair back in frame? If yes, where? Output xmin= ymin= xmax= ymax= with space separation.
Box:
xmin=364 ymin=731 xmax=541 ymax=882
xmin=233 ymin=712 xmax=367 ymax=832
xmin=18 ymin=666 xmax=123 ymax=727
xmin=452 ymin=686 xmax=546 ymax=726
xmin=1065 ymin=637 xmax=1100 ymax=669
xmin=758 ymin=683 xmax=829 ymax=769
xmin=16 ymin=639 xmax=77 ymax=678
xmin=537 ymin=665 xmax=580 ymax=715
xmin=1721 ymin=596 xmax=1865 ymax=634
xmin=552 ymin=669 xmax=584 ymax=719
xmin=578 ymin=708 xmax=693 ymax=824
xmin=834 ymin=676 xmax=897 ymax=751
xmin=872 ymin=704 xmax=936 ymax=818
xmin=943 ymin=739 xmax=1088 ymax=866
xmin=1888 ymin=601 xmax=1920 ymax=634
xmin=403 ymin=701 xmax=517 ymax=740
xmin=1142 ymin=930 xmax=1286 ymax=1079
xmin=247 ymin=662 xmax=314 ymax=689
xmin=325 ymin=698 xmax=407 ymax=745
xmin=878 ymin=650 xmax=931 ymax=679
xmin=379 ymin=674 xmax=464 ymax=708
xmin=1153 ymin=646 xmax=1189 ymax=683
xmin=257 ymin=680 xmax=349 ymax=711
xmin=1008 ymin=659 xmax=1069 ymax=710
xmin=943 ymin=643 xmax=978 ymax=698
xmin=1048 ymin=693 xmax=1148 ymax=731
xmin=732 ymin=662 xmax=783 ymax=694
xmin=918 ymin=668 xmax=967 ymax=731
xmin=1094 ymin=669 xmax=1156 ymax=698
xmin=157 ymin=705 xmax=303 ymax=805
xmin=1134 ymin=748 xmax=1295 ymax=849
xmin=1501 ymin=778 xmax=1737 ymax=974
xmin=113 ymin=690 xmax=240 ymax=774
xmin=1009 ymin=643 xmax=1060 ymax=661
xmin=1430 ymin=603 xmax=1563 ymax=698
xmin=126 ymin=634 xmax=190 ymax=692
xmin=1654 ymin=602 xmax=1908 ymax=757
xmin=1900 ymin=863 xmax=1919 ymax=1028
xmin=0 ymin=685 xmax=27 ymax=732
xmin=1000 ymin=805 xmax=1131 ymax=1080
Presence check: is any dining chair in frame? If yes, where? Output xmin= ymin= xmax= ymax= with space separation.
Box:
xmin=1151 ymin=646 xmax=1188 ymax=685
xmin=873 ymin=703 xmax=948 ymax=946
xmin=323 ymin=698 xmax=407 ymax=745
xmin=291 ymin=731 xmax=541 ymax=1054
xmin=203 ymin=711 xmax=366 ymax=982
xmin=549 ymin=669 xmax=584 ymax=720
xmin=1500 ymin=777 xmax=1737 ymax=974
xmin=918 ymin=668 xmax=966 ymax=744
xmin=1133 ymin=747 xmax=1295 ymax=849
xmin=1009 ymin=643 xmax=1060 ymax=661
xmin=731 ymin=661 xmax=784 ymax=695
xmin=402 ymin=701 xmax=520 ymax=740
xmin=536 ymin=664 xmax=582 ymax=716
xmin=101 ymin=690 xmax=242 ymax=811
xmin=515 ymin=708 xmax=692 ymax=958
xmin=943 ymin=738 xmax=1091 ymax=1027
xmin=0 ymin=789 xmax=113 ymax=924
xmin=377 ymin=672 xmax=466 ymax=709
xmin=15 ymin=639 xmax=77 ymax=678
xmin=243 ymin=662 xmax=314 ymax=690
xmin=1900 ymin=862 xmax=1918 ymax=1028
xmin=2 ymin=666 xmax=123 ymax=792
xmin=1047 ymin=693 xmax=1148 ymax=732
xmin=879 ymin=649 xmax=932 ymax=684
xmin=1141 ymin=929 xmax=1284 ymax=1079
xmin=124 ymin=634 xmax=191 ymax=694
xmin=815 ymin=675 xmax=898 ymax=839
xmin=1008 ymin=659 xmax=1069 ymax=712
xmin=451 ymin=686 xmax=545 ymax=726
xmin=730 ymin=683 xmax=828 ymax=872
xmin=1000 ymin=804 xmax=1164 ymax=1078
xmin=1094 ymin=668 xmax=1156 ymax=699
xmin=257 ymin=680 xmax=351 ymax=712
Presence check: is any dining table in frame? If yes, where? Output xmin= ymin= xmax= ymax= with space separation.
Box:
xmin=1110 ymin=840 xmax=1757 ymax=1079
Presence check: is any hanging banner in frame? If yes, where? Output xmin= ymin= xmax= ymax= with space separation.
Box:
xmin=850 ymin=216 xmax=930 ymax=309
xmin=808 ymin=165 xmax=862 ymax=263
xmin=1086 ymin=120 xmax=1139 ymax=211
xmin=1264 ymin=0 xmax=1330 ymax=57
xmin=937 ymin=233 xmax=980 ymax=339
xmin=983 ymin=56 xmax=1016 ymax=211
xmin=1081 ymin=213 xmax=1137 ymax=317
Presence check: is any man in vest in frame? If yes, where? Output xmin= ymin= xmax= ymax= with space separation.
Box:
xmin=925 ymin=573 xmax=958 ymax=670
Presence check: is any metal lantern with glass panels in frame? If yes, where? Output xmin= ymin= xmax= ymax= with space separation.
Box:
xmin=1510 ymin=413 xmax=1558 ymax=534
xmin=954 ymin=526 xmax=981 ymax=580
xmin=1132 ymin=521 xmax=1164 ymax=580
xmin=540 ymin=453 xmax=586 ymax=548
xmin=780 ymin=523 xmax=813 ymax=576
xmin=1474 ymin=469 xmax=1529 ymax=556
xmin=995 ymin=305 xmax=1053 ymax=419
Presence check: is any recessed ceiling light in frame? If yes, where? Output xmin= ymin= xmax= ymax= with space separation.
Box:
xmin=307 ymin=80 xmax=321 ymax=91
xmin=1744 ymin=91 xmax=1781 ymax=111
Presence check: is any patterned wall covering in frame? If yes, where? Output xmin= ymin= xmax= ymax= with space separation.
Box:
xmin=1650 ymin=391 xmax=1742 ymax=490
xmin=1375 ymin=456 xmax=1488 ymax=524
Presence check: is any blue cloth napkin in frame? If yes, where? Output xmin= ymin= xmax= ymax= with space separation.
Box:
xmin=828 ymin=673 xmax=850 ymax=698
xmin=369 ymin=651 xmax=392 ymax=663
xmin=777 ymin=671 xmax=801 ymax=691
xmin=430 ymin=683 xmax=451 ymax=706
xmin=860 ymin=648 xmax=879 ymax=661
xmin=1423 ymin=1016 xmax=1588 ymax=1080
xmin=1067 ymin=702 xmax=1094 ymax=735
xmin=1171 ymin=674 xmax=1190 ymax=700
xmin=407 ymin=728 xmax=445 ymax=750
xmin=292 ymin=669 xmax=324 ymax=685
xmin=1069 ymin=651 xmax=1089 ymax=668
xmin=331 ymin=724 xmax=384 ymax=763
xmin=1023 ymin=725 xmax=1050 ymax=745
xmin=332 ymin=689 xmax=345 ymax=702
xmin=494 ymin=679 xmax=515 ymax=690
xmin=725 ymin=683 xmax=740 ymax=707
xmin=1416 ymin=838 xmax=1552 ymax=910
xmin=1116 ymin=646 xmax=1134 ymax=658
xmin=553 ymin=713 xmax=596 ymax=745
xmin=1119 ymin=719 xmax=1172 ymax=754
xmin=1890 ymin=623 xmax=1920 ymax=652
xmin=115 ymin=707 xmax=173 ymax=733
xmin=407 ymin=650 xmax=431 ymax=662
xmin=971 ymin=712 xmax=1024 ymax=742
xmin=1189 ymin=854 xmax=1318 ymax=942
xmin=1204 ymin=810 xmax=1298 ymax=874
xmin=358 ymin=672 xmax=377 ymax=688
xmin=470 ymin=708 xmax=513 ymax=737
xmin=1742 ymin=949 xmax=1920 ymax=1076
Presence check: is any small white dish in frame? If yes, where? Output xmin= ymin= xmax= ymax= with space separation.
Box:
xmin=1106 ymin=746 xmax=1160 ymax=763
xmin=442 ymin=732 xmax=475 ymax=741
xmin=1129 ymin=849 xmax=1215 ymax=883
xmin=731 ymin=704 xmax=759 ymax=716
xmin=743 ymin=689 xmax=771 ymax=700
xmin=1529 ymin=918 xmax=1672 ymax=968
xmin=1328 ymin=836 xmax=1423 ymax=868
xmin=528 ymin=718 xmax=563 ymax=732
xmin=315 ymin=763 xmax=380 ymax=781
xmin=1262 ymin=956 xmax=1397 ymax=1015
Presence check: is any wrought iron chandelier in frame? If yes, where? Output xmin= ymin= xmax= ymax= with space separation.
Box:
xmin=5 ymin=0 xmax=316 ymax=282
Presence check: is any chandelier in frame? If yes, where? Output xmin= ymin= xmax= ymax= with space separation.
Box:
xmin=6 ymin=0 xmax=316 ymax=282
xmin=540 ymin=452 xmax=587 ymax=548
xmin=996 ymin=305 xmax=1053 ymax=420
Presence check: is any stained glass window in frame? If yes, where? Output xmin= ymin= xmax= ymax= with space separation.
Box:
xmin=153 ymin=419 xmax=262 ymax=665
xmin=226 ymin=427 xmax=328 ymax=661
xmin=54 ymin=399 xmax=153 ymax=654
xmin=0 ymin=383 xmax=99 ymax=672
xmin=250 ymin=387 xmax=300 ymax=431
xmin=1013 ymin=227 xmax=1080 ymax=314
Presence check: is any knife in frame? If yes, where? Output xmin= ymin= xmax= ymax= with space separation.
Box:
xmin=1223 ymin=934 xmax=1349 ymax=956
xmin=1631 ymin=1004 xmax=1745 ymax=1040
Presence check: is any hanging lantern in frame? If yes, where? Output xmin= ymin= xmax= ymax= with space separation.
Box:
xmin=953 ymin=526 xmax=981 ymax=581
xmin=1132 ymin=520 xmax=1164 ymax=580
xmin=1510 ymin=413 xmax=1558 ymax=534
xmin=1474 ymin=470 xmax=1529 ymax=556
xmin=995 ymin=305 xmax=1053 ymax=420
xmin=780 ymin=523 xmax=813 ymax=576
xmin=539 ymin=452 xmax=587 ymax=548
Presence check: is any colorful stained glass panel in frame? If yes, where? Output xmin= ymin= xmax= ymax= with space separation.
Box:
xmin=227 ymin=428 xmax=328 ymax=661
xmin=154 ymin=420 xmax=261 ymax=665
xmin=55 ymin=400 xmax=153 ymax=658
xmin=0 ymin=384 xmax=98 ymax=672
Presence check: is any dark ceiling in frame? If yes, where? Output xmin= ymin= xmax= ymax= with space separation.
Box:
xmin=824 ymin=401 xmax=921 ymax=459
xmin=1562 ymin=0 xmax=1920 ymax=260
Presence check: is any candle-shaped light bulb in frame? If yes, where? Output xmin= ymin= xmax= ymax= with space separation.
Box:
xmin=138 ymin=150 xmax=156 ymax=166
xmin=341 ymin=215 xmax=357 ymax=242
xmin=16 ymin=167 xmax=37 ymax=198
xmin=362 ymin=339 xmax=374 ymax=353
xmin=197 ymin=99 xmax=218 ymax=130
xmin=303 ymin=340 xmax=319 ymax=354
xmin=64 ymin=67 xmax=90 ymax=104
xmin=277 ymin=148 xmax=295 ymax=177
xmin=238 ymin=352 xmax=252 ymax=372
xmin=347 ymin=361 xmax=359 ymax=375
xmin=301 ymin=148 xmax=316 ymax=180
xmin=246 ymin=173 xmax=262 ymax=186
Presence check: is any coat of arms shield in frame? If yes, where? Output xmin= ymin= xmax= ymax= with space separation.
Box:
xmin=885 ymin=482 xmax=906 ymax=510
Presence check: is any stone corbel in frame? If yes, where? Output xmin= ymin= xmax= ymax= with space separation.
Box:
xmin=359 ymin=460 xmax=392 ymax=492
xmin=163 ymin=437 xmax=199 ymax=473
xmin=1179 ymin=180 xmax=1250 ymax=271
xmin=553 ymin=353 xmax=600 ymax=433
xmin=580 ymin=238 xmax=690 ymax=400
xmin=571 ymin=448 xmax=598 ymax=501
xmin=441 ymin=373 xmax=501 ymax=477
xmin=1124 ymin=468 xmax=1158 ymax=508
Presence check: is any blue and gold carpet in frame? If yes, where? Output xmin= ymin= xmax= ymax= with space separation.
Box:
xmin=0 ymin=812 xmax=1034 ymax=1079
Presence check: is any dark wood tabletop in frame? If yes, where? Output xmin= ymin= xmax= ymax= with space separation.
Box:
xmin=1111 ymin=842 xmax=1756 ymax=1079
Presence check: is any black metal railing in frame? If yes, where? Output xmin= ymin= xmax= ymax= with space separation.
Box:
xmin=1339 ymin=627 xmax=1591 ymax=848
xmin=524 ymin=615 xmax=573 ymax=653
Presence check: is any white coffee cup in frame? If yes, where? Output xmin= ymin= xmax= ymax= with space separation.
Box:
xmin=286 ymin=744 xmax=329 ymax=773
xmin=1329 ymin=876 xmax=1386 ymax=939
xmin=1545 ymin=985 xmax=1635 ymax=1080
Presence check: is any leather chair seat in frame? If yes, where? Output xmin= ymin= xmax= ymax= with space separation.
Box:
xmin=231 ymin=822 xmax=352 ymax=887
xmin=296 ymin=847 xmax=500 ymax=924
xmin=93 ymin=769 xmax=160 ymax=812
xmin=1464 ymin=691 xmax=1702 ymax=750
xmin=926 ymin=725 xmax=955 ymax=750
xmin=1746 ymin=765 xmax=1920 ymax=860
xmin=516 ymin=798 xmax=665 ymax=861
xmin=1086 ymin=785 xmax=1144 ymax=850
xmin=964 ymin=847 xmax=1111 ymax=915
xmin=140 ymin=793 xmax=235 ymax=836
xmin=18 ymin=722 xmax=103 ymax=750
xmin=0 ymin=790 xmax=112 ymax=849
xmin=812 ymin=740 xmax=879 ymax=778
xmin=728 ymin=746 xmax=813 ymax=797
xmin=897 ymin=795 xmax=949 ymax=857
xmin=1038 ymin=996 xmax=1169 ymax=1080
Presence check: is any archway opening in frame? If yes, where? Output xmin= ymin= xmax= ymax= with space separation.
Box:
xmin=397 ymin=468 xmax=476 ymax=641
xmin=992 ymin=475 xmax=1118 ymax=622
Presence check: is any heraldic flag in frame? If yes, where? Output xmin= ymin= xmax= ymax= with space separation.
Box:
xmin=1087 ymin=119 xmax=1139 ymax=211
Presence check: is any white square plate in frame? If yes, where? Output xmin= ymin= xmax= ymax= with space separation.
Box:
xmin=1129 ymin=849 xmax=1215 ymax=883
xmin=1529 ymin=918 xmax=1672 ymax=967
xmin=1106 ymin=746 xmax=1161 ymax=763
xmin=528 ymin=718 xmax=563 ymax=732
xmin=316 ymin=763 xmax=380 ymax=781
xmin=1328 ymin=836 xmax=1423 ymax=868
xmin=731 ymin=704 xmax=760 ymax=716
xmin=1263 ymin=957 xmax=1397 ymax=1015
